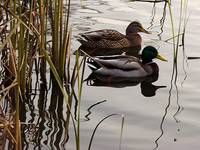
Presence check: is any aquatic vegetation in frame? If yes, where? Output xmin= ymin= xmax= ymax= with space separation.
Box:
xmin=166 ymin=0 xmax=189 ymax=61
xmin=0 ymin=0 xmax=75 ymax=149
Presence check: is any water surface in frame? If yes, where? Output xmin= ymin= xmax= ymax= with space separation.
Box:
xmin=69 ymin=0 xmax=200 ymax=149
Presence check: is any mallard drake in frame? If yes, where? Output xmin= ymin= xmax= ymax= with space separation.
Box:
xmin=87 ymin=46 xmax=167 ymax=78
xmin=77 ymin=21 xmax=150 ymax=56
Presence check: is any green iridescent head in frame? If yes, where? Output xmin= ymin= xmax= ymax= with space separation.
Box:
xmin=141 ymin=46 xmax=167 ymax=64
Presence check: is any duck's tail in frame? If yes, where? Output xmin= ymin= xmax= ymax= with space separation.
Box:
xmin=86 ymin=57 xmax=101 ymax=71
xmin=77 ymin=38 xmax=88 ymax=45
xmin=77 ymin=33 xmax=92 ymax=45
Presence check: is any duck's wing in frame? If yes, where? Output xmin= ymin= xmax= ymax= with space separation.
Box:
xmin=87 ymin=55 xmax=143 ymax=71
xmin=80 ymin=29 xmax=125 ymax=41
xmin=95 ymin=55 xmax=134 ymax=60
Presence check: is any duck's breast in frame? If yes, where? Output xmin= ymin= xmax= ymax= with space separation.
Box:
xmin=143 ymin=62 xmax=159 ymax=76
xmin=126 ymin=33 xmax=142 ymax=46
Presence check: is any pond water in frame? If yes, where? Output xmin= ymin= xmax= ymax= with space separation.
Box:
xmin=69 ymin=0 xmax=200 ymax=150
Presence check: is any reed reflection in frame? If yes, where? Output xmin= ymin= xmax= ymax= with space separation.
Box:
xmin=146 ymin=1 xmax=167 ymax=40
xmin=84 ymin=100 xmax=107 ymax=121
xmin=153 ymin=56 xmax=184 ymax=150
xmin=20 ymin=80 xmax=69 ymax=149
xmin=153 ymin=3 xmax=188 ymax=146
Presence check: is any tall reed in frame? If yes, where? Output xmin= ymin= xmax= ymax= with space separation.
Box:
xmin=0 ymin=0 xmax=78 ymax=149
xmin=166 ymin=0 xmax=188 ymax=62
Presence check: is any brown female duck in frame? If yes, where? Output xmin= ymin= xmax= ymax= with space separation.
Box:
xmin=77 ymin=21 xmax=150 ymax=56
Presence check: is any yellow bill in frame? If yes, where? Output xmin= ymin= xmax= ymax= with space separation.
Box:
xmin=140 ymin=27 xmax=151 ymax=34
xmin=156 ymin=53 xmax=168 ymax=61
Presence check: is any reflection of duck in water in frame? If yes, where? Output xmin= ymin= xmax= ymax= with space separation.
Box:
xmin=86 ymin=46 xmax=167 ymax=78
xmin=140 ymin=82 xmax=166 ymax=97
xmin=86 ymin=68 xmax=166 ymax=97
xmin=77 ymin=21 xmax=150 ymax=56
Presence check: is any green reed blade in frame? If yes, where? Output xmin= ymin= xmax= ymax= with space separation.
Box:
xmin=42 ymin=49 xmax=69 ymax=103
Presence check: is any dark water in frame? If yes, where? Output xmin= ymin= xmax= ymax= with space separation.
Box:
xmin=15 ymin=0 xmax=200 ymax=150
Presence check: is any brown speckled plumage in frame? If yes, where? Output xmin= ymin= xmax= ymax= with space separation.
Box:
xmin=77 ymin=21 xmax=150 ymax=56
